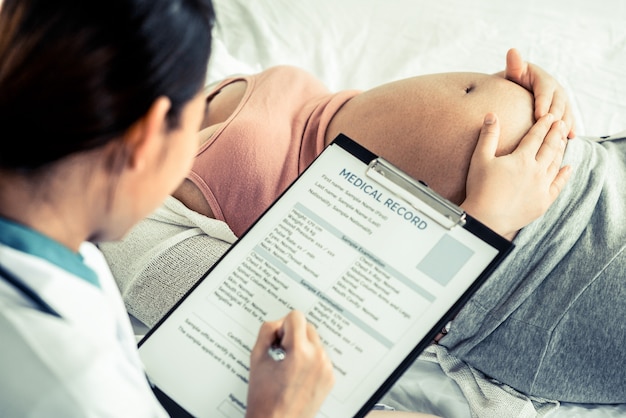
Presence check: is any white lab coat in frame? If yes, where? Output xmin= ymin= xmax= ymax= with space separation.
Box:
xmin=0 ymin=242 xmax=168 ymax=417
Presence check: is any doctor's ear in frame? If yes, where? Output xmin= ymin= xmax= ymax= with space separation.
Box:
xmin=122 ymin=96 xmax=172 ymax=171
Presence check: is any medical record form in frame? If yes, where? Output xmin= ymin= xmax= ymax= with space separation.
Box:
xmin=138 ymin=134 xmax=513 ymax=418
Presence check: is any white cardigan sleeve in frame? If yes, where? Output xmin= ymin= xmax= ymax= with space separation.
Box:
xmin=99 ymin=197 xmax=237 ymax=328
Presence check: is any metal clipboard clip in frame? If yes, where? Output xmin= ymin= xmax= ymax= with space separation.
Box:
xmin=366 ymin=157 xmax=466 ymax=230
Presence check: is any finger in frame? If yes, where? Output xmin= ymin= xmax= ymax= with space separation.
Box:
xmin=524 ymin=61 xmax=560 ymax=120
xmin=260 ymin=318 xmax=282 ymax=344
xmin=251 ymin=318 xmax=284 ymax=361
xmin=562 ymin=105 xmax=576 ymax=138
xmin=505 ymin=48 xmax=525 ymax=82
xmin=516 ymin=113 xmax=554 ymax=155
xmin=472 ymin=113 xmax=500 ymax=163
xmin=305 ymin=319 xmax=322 ymax=345
xmin=533 ymin=82 xmax=554 ymax=120
xmin=535 ymin=120 xmax=567 ymax=166
xmin=551 ymin=139 xmax=568 ymax=172
xmin=549 ymin=165 xmax=572 ymax=202
xmin=279 ymin=310 xmax=307 ymax=349
xmin=546 ymin=90 xmax=567 ymax=122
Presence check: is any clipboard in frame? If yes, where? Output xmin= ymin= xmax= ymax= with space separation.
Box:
xmin=138 ymin=133 xmax=513 ymax=418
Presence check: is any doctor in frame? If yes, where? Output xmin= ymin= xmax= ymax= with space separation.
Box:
xmin=0 ymin=0 xmax=333 ymax=416
xmin=0 ymin=0 xmax=569 ymax=416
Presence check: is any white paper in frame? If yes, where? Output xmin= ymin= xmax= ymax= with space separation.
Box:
xmin=139 ymin=140 xmax=503 ymax=418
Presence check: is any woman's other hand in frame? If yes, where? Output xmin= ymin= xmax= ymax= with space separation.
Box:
xmin=499 ymin=48 xmax=576 ymax=139
xmin=246 ymin=310 xmax=335 ymax=418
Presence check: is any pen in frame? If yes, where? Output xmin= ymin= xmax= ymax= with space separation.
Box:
xmin=267 ymin=338 xmax=286 ymax=362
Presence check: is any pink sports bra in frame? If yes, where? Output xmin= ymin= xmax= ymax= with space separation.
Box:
xmin=187 ymin=65 xmax=359 ymax=236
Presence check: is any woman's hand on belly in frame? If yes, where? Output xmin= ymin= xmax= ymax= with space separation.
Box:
xmin=462 ymin=112 xmax=571 ymax=240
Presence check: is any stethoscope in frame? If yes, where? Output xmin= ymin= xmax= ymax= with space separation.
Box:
xmin=0 ymin=264 xmax=62 ymax=318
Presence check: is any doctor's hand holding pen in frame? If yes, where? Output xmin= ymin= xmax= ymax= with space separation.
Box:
xmin=246 ymin=310 xmax=335 ymax=418
xmin=246 ymin=310 xmax=443 ymax=418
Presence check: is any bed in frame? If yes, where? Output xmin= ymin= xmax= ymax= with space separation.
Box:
xmin=200 ymin=0 xmax=626 ymax=417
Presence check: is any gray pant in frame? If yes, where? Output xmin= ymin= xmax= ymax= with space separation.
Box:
xmin=441 ymin=135 xmax=626 ymax=403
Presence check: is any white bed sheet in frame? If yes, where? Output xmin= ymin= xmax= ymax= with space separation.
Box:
xmin=206 ymin=1 xmax=626 ymax=417
xmin=207 ymin=0 xmax=626 ymax=138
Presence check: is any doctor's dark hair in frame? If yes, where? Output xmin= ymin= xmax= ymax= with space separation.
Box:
xmin=0 ymin=0 xmax=215 ymax=171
